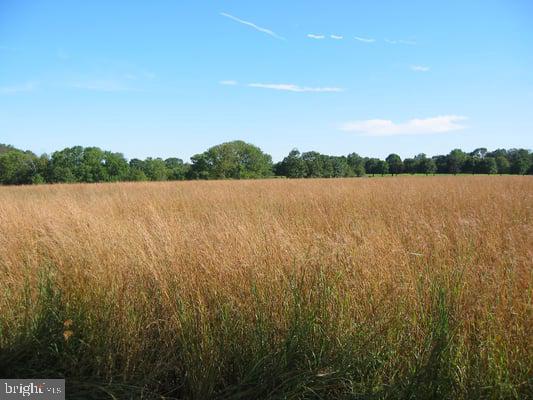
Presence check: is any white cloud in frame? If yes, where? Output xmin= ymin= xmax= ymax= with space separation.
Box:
xmin=0 ymin=81 xmax=37 ymax=94
xmin=354 ymin=36 xmax=375 ymax=43
xmin=411 ymin=65 xmax=430 ymax=72
xmin=248 ymin=83 xmax=343 ymax=92
xmin=330 ymin=35 xmax=343 ymax=40
xmin=307 ymin=34 xmax=325 ymax=39
xmin=220 ymin=12 xmax=285 ymax=40
xmin=220 ymin=80 xmax=238 ymax=85
xmin=340 ymin=115 xmax=467 ymax=136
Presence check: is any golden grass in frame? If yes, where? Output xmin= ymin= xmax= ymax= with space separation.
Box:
xmin=0 ymin=176 xmax=532 ymax=399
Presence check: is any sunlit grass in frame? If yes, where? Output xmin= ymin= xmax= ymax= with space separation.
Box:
xmin=0 ymin=176 xmax=531 ymax=399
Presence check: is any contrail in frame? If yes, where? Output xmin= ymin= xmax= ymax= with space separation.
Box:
xmin=220 ymin=12 xmax=285 ymax=40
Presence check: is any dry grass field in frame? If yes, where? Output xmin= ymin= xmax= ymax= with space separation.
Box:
xmin=0 ymin=176 xmax=531 ymax=399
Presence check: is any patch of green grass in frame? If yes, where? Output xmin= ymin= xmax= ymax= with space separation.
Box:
xmin=1 ymin=265 xmax=529 ymax=399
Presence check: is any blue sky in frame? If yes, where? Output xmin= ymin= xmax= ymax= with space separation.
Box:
xmin=1 ymin=0 xmax=532 ymax=161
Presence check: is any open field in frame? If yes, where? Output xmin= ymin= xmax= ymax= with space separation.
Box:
xmin=0 ymin=176 xmax=531 ymax=399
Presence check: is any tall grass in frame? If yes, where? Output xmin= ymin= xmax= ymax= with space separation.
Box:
xmin=0 ymin=176 xmax=531 ymax=399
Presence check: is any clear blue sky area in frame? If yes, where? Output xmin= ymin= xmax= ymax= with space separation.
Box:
xmin=1 ymin=0 xmax=532 ymax=161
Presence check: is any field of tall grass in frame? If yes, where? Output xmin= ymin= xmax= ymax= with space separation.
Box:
xmin=0 ymin=176 xmax=531 ymax=399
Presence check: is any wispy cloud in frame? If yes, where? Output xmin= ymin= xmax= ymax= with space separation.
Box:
xmin=411 ymin=65 xmax=430 ymax=72
xmin=330 ymin=35 xmax=343 ymax=40
xmin=340 ymin=115 xmax=467 ymax=136
xmin=385 ymin=38 xmax=416 ymax=45
xmin=220 ymin=12 xmax=285 ymax=40
xmin=220 ymin=80 xmax=238 ymax=85
xmin=307 ymin=34 xmax=325 ymax=40
xmin=354 ymin=36 xmax=376 ymax=43
xmin=248 ymin=83 xmax=343 ymax=92
xmin=0 ymin=81 xmax=37 ymax=94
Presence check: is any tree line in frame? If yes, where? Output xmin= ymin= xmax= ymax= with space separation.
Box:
xmin=0 ymin=141 xmax=532 ymax=185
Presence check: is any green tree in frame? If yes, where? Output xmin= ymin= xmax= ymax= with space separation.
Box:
xmin=1 ymin=142 xmax=530 ymax=184
xmin=433 ymin=155 xmax=448 ymax=174
xmin=508 ymin=149 xmax=531 ymax=175
xmin=188 ymin=154 xmax=210 ymax=179
xmin=49 ymin=146 xmax=84 ymax=183
xmin=447 ymin=149 xmax=467 ymax=174
xmin=385 ymin=154 xmax=403 ymax=175
xmin=329 ymin=156 xmax=353 ymax=177
xmin=104 ymin=152 xmax=129 ymax=181
xmin=32 ymin=154 xmax=50 ymax=183
xmin=143 ymin=158 xmax=168 ymax=181
xmin=376 ymin=160 xmax=389 ymax=176
xmin=470 ymin=148 xmax=488 ymax=159
xmin=478 ymin=157 xmax=498 ymax=174
xmin=403 ymin=158 xmax=417 ymax=174
xmin=277 ymin=149 xmax=307 ymax=178
xmin=128 ymin=159 xmax=149 ymax=181
xmin=0 ymin=144 xmax=17 ymax=155
xmin=301 ymin=151 xmax=323 ymax=178
xmin=79 ymin=147 xmax=109 ymax=182
xmin=495 ymin=156 xmax=510 ymax=174
xmin=320 ymin=155 xmax=335 ymax=177
xmin=419 ymin=158 xmax=437 ymax=175
xmin=0 ymin=150 xmax=39 ymax=184
xmin=190 ymin=141 xmax=272 ymax=179
xmin=353 ymin=164 xmax=365 ymax=177
xmin=462 ymin=156 xmax=477 ymax=174
xmin=165 ymin=158 xmax=186 ymax=180
xmin=365 ymin=158 xmax=380 ymax=176
xmin=468 ymin=148 xmax=495 ymax=174
xmin=346 ymin=153 xmax=365 ymax=176
xmin=412 ymin=154 xmax=427 ymax=174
